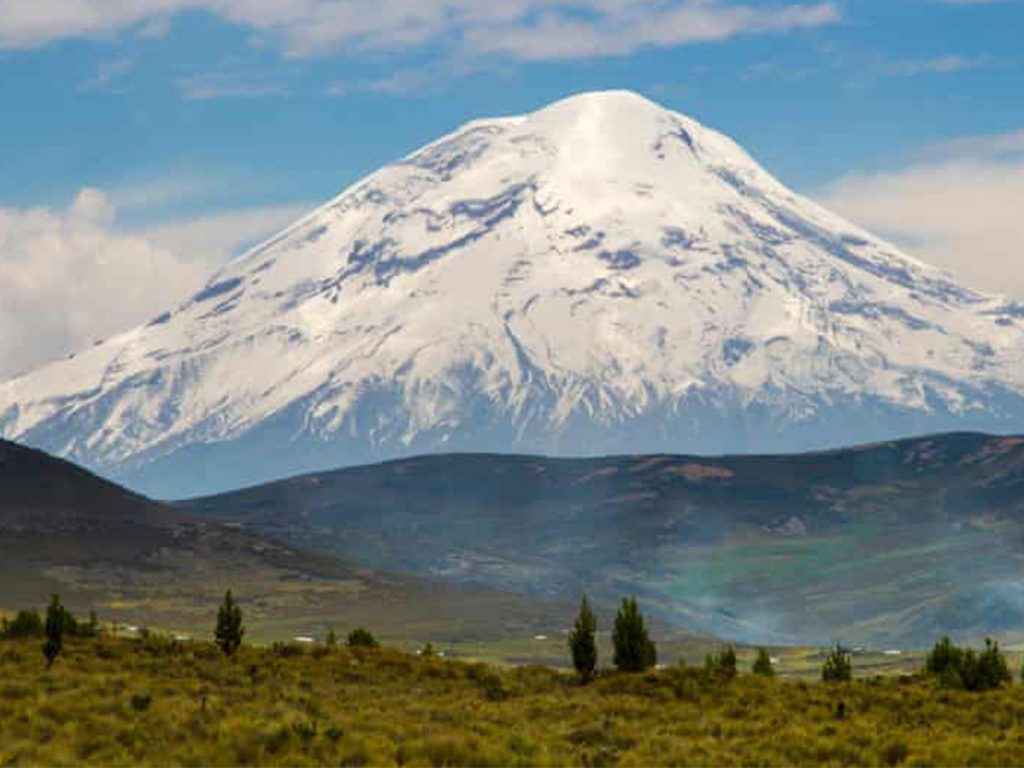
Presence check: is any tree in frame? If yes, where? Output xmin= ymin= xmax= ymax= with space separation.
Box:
xmin=346 ymin=627 xmax=379 ymax=649
xmin=706 ymin=646 xmax=738 ymax=679
xmin=926 ymin=636 xmax=962 ymax=676
xmin=822 ymin=644 xmax=852 ymax=683
xmin=214 ymin=590 xmax=244 ymax=657
xmin=568 ymin=596 xmax=598 ymax=682
xmin=752 ymin=647 xmax=775 ymax=677
xmin=42 ymin=595 xmax=66 ymax=667
xmin=325 ymin=628 xmax=337 ymax=648
xmin=925 ymin=636 xmax=1010 ymax=692
xmin=1 ymin=609 xmax=43 ymax=639
xmin=612 ymin=597 xmax=656 ymax=672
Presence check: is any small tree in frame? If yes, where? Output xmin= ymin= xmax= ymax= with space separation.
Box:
xmin=568 ymin=596 xmax=598 ymax=682
xmin=822 ymin=644 xmax=852 ymax=683
xmin=214 ymin=590 xmax=244 ymax=657
xmin=325 ymin=628 xmax=337 ymax=648
xmin=347 ymin=627 xmax=378 ymax=649
xmin=612 ymin=597 xmax=657 ymax=672
xmin=967 ymin=639 xmax=1010 ymax=691
xmin=752 ymin=647 xmax=775 ymax=677
xmin=42 ymin=595 xmax=66 ymax=667
xmin=705 ymin=646 xmax=738 ymax=679
xmin=1 ymin=609 xmax=44 ymax=639
xmin=925 ymin=636 xmax=1010 ymax=692
xmin=925 ymin=636 xmax=962 ymax=677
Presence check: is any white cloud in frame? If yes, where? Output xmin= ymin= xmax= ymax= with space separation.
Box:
xmin=822 ymin=133 xmax=1024 ymax=300
xmin=77 ymin=55 xmax=135 ymax=91
xmin=920 ymin=128 xmax=1024 ymax=161
xmin=0 ymin=189 xmax=306 ymax=379
xmin=885 ymin=54 xmax=991 ymax=76
xmin=0 ymin=1 xmax=841 ymax=60
xmin=175 ymin=70 xmax=288 ymax=100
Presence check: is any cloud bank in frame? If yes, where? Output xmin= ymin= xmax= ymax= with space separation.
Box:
xmin=824 ymin=130 xmax=1024 ymax=300
xmin=0 ymin=0 xmax=840 ymax=59
xmin=0 ymin=189 xmax=303 ymax=380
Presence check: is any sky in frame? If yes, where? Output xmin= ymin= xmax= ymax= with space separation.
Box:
xmin=0 ymin=0 xmax=1022 ymax=379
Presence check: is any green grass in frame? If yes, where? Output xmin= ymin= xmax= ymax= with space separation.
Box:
xmin=4 ymin=635 xmax=1024 ymax=766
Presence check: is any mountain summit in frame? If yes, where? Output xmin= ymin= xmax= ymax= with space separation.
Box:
xmin=3 ymin=90 xmax=1024 ymax=496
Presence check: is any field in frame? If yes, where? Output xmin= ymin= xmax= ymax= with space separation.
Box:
xmin=3 ymin=634 xmax=1024 ymax=766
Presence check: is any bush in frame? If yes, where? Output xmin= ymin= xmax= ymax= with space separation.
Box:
xmin=568 ymin=596 xmax=598 ymax=682
xmin=612 ymin=597 xmax=656 ymax=673
xmin=925 ymin=636 xmax=962 ymax=677
xmin=42 ymin=595 xmax=67 ymax=667
xmin=346 ymin=627 xmax=379 ymax=649
xmin=705 ymin=646 xmax=738 ymax=679
xmin=214 ymin=590 xmax=244 ymax=657
xmin=924 ymin=637 xmax=1009 ymax=692
xmin=822 ymin=645 xmax=852 ymax=683
xmin=1 ymin=609 xmax=44 ymax=639
xmin=752 ymin=647 xmax=774 ymax=677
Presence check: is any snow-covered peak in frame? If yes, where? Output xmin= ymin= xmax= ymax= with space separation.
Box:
xmin=2 ymin=92 xmax=1023 ymax=497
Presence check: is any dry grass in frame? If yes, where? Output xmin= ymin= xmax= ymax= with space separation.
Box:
xmin=2 ymin=635 xmax=1024 ymax=766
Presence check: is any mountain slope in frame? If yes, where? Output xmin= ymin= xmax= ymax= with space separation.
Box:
xmin=4 ymin=91 xmax=1024 ymax=496
xmin=180 ymin=432 xmax=1024 ymax=646
xmin=0 ymin=439 xmax=572 ymax=642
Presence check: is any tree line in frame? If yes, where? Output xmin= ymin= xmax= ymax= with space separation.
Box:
xmin=1 ymin=592 xmax=1018 ymax=692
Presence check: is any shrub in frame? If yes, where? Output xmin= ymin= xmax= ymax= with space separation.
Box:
xmin=962 ymin=639 xmax=1010 ymax=692
xmin=347 ymin=627 xmax=379 ymax=649
xmin=420 ymin=642 xmax=436 ymax=658
xmin=1 ymin=609 xmax=44 ymax=639
xmin=568 ymin=596 xmax=598 ymax=682
xmin=925 ymin=636 xmax=962 ymax=677
xmin=214 ymin=590 xmax=244 ymax=657
xmin=822 ymin=645 xmax=852 ymax=683
xmin=705 ymin=646 xmax=738 ymax=679
xmin=752 ymin=647 xmax=774 ymax=677
xmin=924 ymin=637 xmax=1009 ymax=692
xmin=42 ymin=595 xmax=67 ymax=667
xmin=325 ymin=628 xmax=337 ymax=648
xmin=130 ymin=693 xmax=152 ymax=713
xmin=73 ymin=610 xmax=100 ymax=639
xmin=612 ymin=597 xmax=656 ymax=673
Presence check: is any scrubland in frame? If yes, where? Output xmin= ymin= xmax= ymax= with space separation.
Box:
xmin=3 ymin=634 xmax=1024 ymax=766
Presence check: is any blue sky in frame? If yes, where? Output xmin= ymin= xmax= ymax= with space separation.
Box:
xmin=1 ymin=0 xmax=1023 ymax=377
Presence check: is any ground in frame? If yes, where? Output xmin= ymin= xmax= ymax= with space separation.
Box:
xmin=3 ymin=635 xmax=1024 ymax=766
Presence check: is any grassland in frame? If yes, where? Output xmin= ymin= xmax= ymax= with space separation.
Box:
xmin=4 ymin=634 xmax=1024 ymax=766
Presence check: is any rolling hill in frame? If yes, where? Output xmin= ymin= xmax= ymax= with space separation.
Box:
xmin=0 ymin=438 xmax=573 ymax=645
xmin=180 ymin=432 xmax=1024 ymax=647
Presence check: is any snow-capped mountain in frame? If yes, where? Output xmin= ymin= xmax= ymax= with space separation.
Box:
xmin=3 ymin=90 xmax=1024 ymax=497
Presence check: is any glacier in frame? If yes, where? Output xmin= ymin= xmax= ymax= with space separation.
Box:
xmin=3 ymin=90 xmax=1024 ymax=497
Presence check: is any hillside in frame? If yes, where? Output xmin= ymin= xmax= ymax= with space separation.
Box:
xmin=181 ymin=432 xmax=1024 ymax=646
xmin=0 ymin=439 xmax=572 ymax=645
xmin=5 ymin=91 xmax=1024 ymax=497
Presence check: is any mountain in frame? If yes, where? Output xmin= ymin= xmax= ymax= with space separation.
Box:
xmin=4 ymin=90 xmax=1024 ymax=497
xmin=0 ymin=438 xmax=572 ymax=643
xmin=180 ymin=432 xmax=1024 ymax=647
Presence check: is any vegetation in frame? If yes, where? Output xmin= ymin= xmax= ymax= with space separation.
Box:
xmin=5 ymin=632 xmax=1024 ymax=765
xmin=822 ymin=645 xmax=852 ymax=683
xmin=42 ymin=594 xmax=67 ymax=667
xmin=753 ymin=647 xmax=775 ymax=677
xmin=5 ymin=594 xmax=1024 ymax=764
xmin=346 ymin=627 xmax=379 ymax=649
xmin=705 ymin=646 xmax=738 ymax=679
xmin=612 ymin=597 xmax=657 ymax=672
xmin=214 ymin=590 xmax=244 ymax=658
xmin=924 ymin=636 xmax=1011 ymax=691
xmin=567 ymin=596 xmax=597 ymax=682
